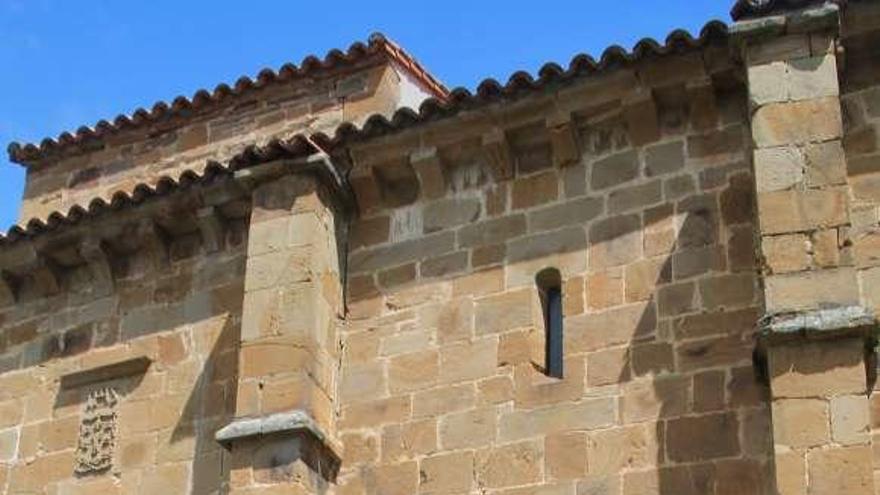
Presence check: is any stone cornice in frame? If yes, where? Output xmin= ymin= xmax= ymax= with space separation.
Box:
xmin=0 ymin=153 xmax=353 ymax=307
xmin=215 ymin=409 xmax=342 ymax=461
xmin=758 ymin=305 xmax=879 ymax=345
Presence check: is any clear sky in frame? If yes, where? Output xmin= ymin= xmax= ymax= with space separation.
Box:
xmin=0 ymin=0 xmax=733 ymax=228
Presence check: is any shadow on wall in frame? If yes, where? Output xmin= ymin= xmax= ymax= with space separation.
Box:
xmin=171 ymin=315 xmax=240 ymax=494
xmin=613 ymin=209 xmax=773 ymax=494
xmin=345 ymin=167 xmax=776 ymax=493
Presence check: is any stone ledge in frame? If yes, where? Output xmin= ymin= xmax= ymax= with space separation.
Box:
xmin=759 ymin=305 xmax=878 ymax=345
xmin=215 ymin=410 xmax=341 ymax=458
xmin=60 ymin=356 xmax=152 ymax=389
xmin=731 ymin=2 xmax=840 ymax=40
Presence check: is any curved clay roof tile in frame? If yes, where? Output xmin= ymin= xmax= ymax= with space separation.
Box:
xmin=7 ymin=32 xmax=449 ymax=166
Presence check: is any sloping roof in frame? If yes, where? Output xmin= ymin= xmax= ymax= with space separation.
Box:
xmin=1 ymin=20 xmax=732 ymax=243
xmin=7 ymin=33 xmax=448 ymax=166
xmin=0 ymin=136 xmax=319 ymax=245
xmin=313 ymin=21 xmax=730 ymax=149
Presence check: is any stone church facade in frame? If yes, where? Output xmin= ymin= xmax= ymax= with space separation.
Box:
xmin=0 ymin=0 xmax=879 ymax=493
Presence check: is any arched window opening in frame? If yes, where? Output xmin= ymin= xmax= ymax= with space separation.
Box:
xmin=536 ymin=268 xmax=563 ymax=379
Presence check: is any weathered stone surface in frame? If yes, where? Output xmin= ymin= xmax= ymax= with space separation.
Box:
xmin=459 ymin=215 xmax=527 ymax=249
xmin=772 ymin=398 xmax=829 ymax=448
xmin=666 ymin=413 xmax=740 ymax=462
xmin=589 ymin=214 xmax=641 ymax=268
xmin=830 ymin=394 xmax=870 ymax=446
xmin=475 ymin=289 xmax=534 ymax=335
xmin=476 ymin=440 xmax=543 ymax=489
xmin=608 ymin=180 xmax=663 ymax=214
xmin=753 ymin=146 xmax=803 ymax=192
xmin=423 ymin=198 xmax=481 ymax=233
xmin=769 ymin=339 xmax=866 ymax=399
xmin=644 ymin=141 xmax=685 ymax=177
xmin=764 ymin=267 xmax=858 ymax=312
xmin=419 ymin=451 xmax=474 ymax=495
xmin=807 ymin=446 xmax=875 ymax=494
xmin=545 ymin=432 xmax=588 ymax=480
xmin=512 ymin=171 xmax=559 ymax=210
xmin=499 ymin=399 xmax=616 ymax=442
xmin=752 ymin=98 xmax=843 ymax=148
xmin=757 ymin=187 xmax=848 ymax=234
xmin=528 ymin=196 xmax=603 ymax=233
xmin=591 ymin=151 xmax=639 ymax=190
xmin=439 ymin=408 xmax=496 ymax=449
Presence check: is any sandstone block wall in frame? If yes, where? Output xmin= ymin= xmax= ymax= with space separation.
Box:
xmin=1 ymin=3 xmax=879 ymax=494
xmin=338 ymin=69 xmax=775 ymax=494
xmin=839 ymin=1 xmax=880 ymax=490
xmin=0 ymin=225 xmax=247 ymax=493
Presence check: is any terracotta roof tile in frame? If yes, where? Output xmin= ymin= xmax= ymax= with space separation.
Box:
xmin=7 ymin=33 xmax=448 ymax=166
xmin=312 ymin=21 xmax=730 ymax=149
xmin=0 ymin=136 xmax=319 ymax=244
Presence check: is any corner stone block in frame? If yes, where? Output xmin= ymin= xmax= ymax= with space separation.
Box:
xmin=223 ymin=172 xmax=345 ymax=493
xmin=751 ymin=97 xmax=843 ymax=148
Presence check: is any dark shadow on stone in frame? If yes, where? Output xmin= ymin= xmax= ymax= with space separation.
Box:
xmin=172 ymin=315 xmax=240 ymax=494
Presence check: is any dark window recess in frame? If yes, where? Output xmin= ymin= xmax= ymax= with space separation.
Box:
xmin=536 ymin=268 xmax=564 ymax=379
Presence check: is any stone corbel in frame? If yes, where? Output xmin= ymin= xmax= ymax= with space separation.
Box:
xmin=32 ymin=260 xmax=62 ymax=296
xmin=686 ymin=78 xmax=720 ymax=131
xmin=137 ymin=220 xmax=170 ymax=268
xmin=60 ymin=356 xmax=152 ymax=390
xmin=0 ymin=271 xmax=18 ymax=306
xmin=410 ymin=147 xmax=446 ymax=200
xmin=349 ymin=167 xmax=382 ymax=213
xmin=196 ymin=206 xmax=226 ymax=253
xmin=482 ymin=128 xmax=514 ymax=181
xmin=623 ymin=88 xmax=661 ymax=146
xmin=546 ymin=112 xmax=580 ymax=167
xmin=0 ymin=243 xmax=61 ymax=298
xmin=80 ymin=238 xmax=114 ymax=295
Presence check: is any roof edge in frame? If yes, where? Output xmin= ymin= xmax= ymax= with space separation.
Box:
xmin=7 ymin=33 xmax=449 ymax=168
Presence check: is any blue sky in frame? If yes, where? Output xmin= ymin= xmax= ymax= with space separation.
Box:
xmin=0 ymin=0 xmax=732 ymax=228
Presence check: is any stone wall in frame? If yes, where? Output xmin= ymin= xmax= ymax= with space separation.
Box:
xmin=0 ymin=220 xmax=247 ymax=493
xmin=2 ymin=3 xmax=880 ymax=494
xmin=840 ymin=0 xmax=880 ymax=489
xmin=338 ymin=63 xmax=775 ymax=493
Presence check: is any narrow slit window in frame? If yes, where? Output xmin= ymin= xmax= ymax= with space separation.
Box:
xmin=537 ymin=268 xmax=564 ymax=379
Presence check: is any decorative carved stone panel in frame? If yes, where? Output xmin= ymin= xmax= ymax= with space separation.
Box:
xmin=74 ymin=387 xmax=118 ymax=475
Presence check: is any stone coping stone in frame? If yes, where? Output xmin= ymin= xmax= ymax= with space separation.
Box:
xmin=59 ymin=356 xmax=152 ymax=389
xmin=759 ymin=305 xmax=878 ymax=344
xmin=215 ymin=409 xmax=341 ymax=458
xmin=731 ymin=2 xmax=840 ymax=39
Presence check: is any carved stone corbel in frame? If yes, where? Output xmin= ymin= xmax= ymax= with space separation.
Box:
xmin=80 ymin=238 xmax=114 ymax=295
xmin=546 ymin=112 xmax=580 ymax=167
xmin=623 ymin=88 xmax=661 ymax=146
xmin=410 ymin=147 xmax=446 ymax=200
xmin=0 ymin=271 xmax=18 ymax=306
xmin=137 ymin=220 xmax=170 ymax=268
xmin=196 ymin=206 xmax=226 ymax=253
xmin=686 ymin=78 xmax=720 ymax=131
xmin=482 ymin=128 xmax=514 ymax=181
xmin=349 ymin=167 xmax=382 ymax=213
xmin=31 ymin=256 xmax=62 ymax=297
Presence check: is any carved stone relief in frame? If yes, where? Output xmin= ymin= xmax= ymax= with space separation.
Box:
xmin=74 ymin=387 xmax=118 ymax=475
